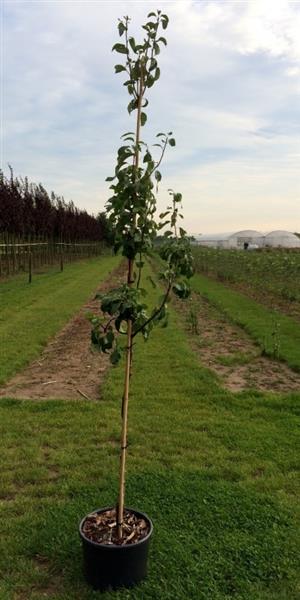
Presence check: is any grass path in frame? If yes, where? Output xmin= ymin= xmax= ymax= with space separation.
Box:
xmin=191 ymin=273 xmax=300 ymax=372
xmin=0 ymin=256 xmax=121 ymax=384
xmin=0 ymin=264 xmax=299 ymax=599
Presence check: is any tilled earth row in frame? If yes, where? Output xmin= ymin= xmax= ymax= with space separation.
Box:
xmin=0 ymin=261 xmax=127 ymax=401
xmin=174 ymin=291 xmax=300 ymax=393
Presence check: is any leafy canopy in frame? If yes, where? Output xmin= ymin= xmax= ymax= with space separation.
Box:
xmin=91 ymin=10 xmax=194 ymax=363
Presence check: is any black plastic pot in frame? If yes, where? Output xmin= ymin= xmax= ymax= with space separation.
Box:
xmin=79 ymin=507 xmax=153 ymax=591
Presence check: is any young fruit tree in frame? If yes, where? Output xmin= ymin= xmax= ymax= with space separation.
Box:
xmin=80 ymin=9 xmax=193 ymax=590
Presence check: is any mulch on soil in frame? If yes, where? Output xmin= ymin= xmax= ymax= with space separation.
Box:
xmin=82 ymin=508 xmax=150 ymax=546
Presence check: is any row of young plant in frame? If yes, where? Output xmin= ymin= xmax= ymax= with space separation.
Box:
xmin=0 ymin=239 xmax=106 ymax=281
xmin=193 ymin=246 xmax=300 ymax=303
xmin=0 ymin=170 xmax=116 ymax=278
xmin=0 ymin=168 xmax=112 ymax=244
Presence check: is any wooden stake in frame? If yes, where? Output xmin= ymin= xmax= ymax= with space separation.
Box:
xmin=117 ymin=317 xmax=133 ymax=539
xmin=117 ymin=67 xmax=144 ymax=540
xmin=28 ymin=250 xmax=32 ymax=284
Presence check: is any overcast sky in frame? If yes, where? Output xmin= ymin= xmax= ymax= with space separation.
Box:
xmin=2 ymin=0 xmax=300 ymax=234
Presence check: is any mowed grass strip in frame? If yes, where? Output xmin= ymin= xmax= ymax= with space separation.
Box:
xmin=0 ymin=267 xmax=299 ymax=599
xmin=192 ymin=273 xmax=300 ymax=372
xmin=0 ymin=255 xmax=121 ymax=384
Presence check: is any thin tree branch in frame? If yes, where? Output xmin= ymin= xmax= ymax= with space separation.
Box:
xmin=148 ymin=136 xmax=168 ymax=179
xmin=132 ymin=277 xmax=173 ymax=338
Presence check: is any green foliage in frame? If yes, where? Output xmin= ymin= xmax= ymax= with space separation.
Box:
xmin=96 ymin=211 xmax=116 ymax=246
xmin=91 ymin=10 xmax=193 ymax=363
xmin=193 ymin=247 xmax=300 ymax=305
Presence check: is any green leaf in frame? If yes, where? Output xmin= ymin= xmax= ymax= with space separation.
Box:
xmin=118 ymin=22 xmax=126 ymax=37
xmin=110 ymin=348 xmax=122 ymax=365
xmin=158 ymin=220 xmax=170 ymax=230
xmin=121 ymin=131 xmax=135 ymax=138
xmin=146 ymin=75 xmax=155 ymax=88
xmin=149 ymin=58 xmax=157 ymax=71
xmin=143 ymin=151 xmax=152 ymax=163
xmin=128 ymin=99 xmax=138 ymax=114
xmin=115 ymin=317 xmax=128 ymax=333
xmin=91 ymin=330 xmax=99 ymax=347
xmin=172 ymin=282 xmax=191 ymax=299
xmin=147 ymin=275 xmax=157 ymax=288
xmin=141 ymin=112 xmax=147 ymax=126
xmin=158 ymin=36 xmax=167 ymax=46
xmin=174 ymin=192 xmax=182 ymax=202
xmin=106 ymin=329 xmax=114 ymax=345
xmin=154 ymin=67 xmax=160 ymax=81
xmin=155 ymin=170 xmax=162 ymax=182
xmin=105 ymin=176 xmax=115 ymax=182
xmin=114 ymin=64 xmax=126 ymax=73
xmin=154 ymin=42 xmax=160 ymax=55
xmin=169 ymin=138 xmax=176 ymax=147
xmin=161 ymin=14 xmax=169 ymax=29
xmin=112 ymin=43 xmax=128 ymax=54
xmin=129 ymin=37 xmax=136 ymax=52
xmin=157 ymin=305 xmax=166 ymax=320
xmin=147 ymin=11 xmax=156 ymax=17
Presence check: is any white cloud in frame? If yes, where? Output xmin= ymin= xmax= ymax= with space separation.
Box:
xmin=2 ymin=0 xmax=300 ymax=233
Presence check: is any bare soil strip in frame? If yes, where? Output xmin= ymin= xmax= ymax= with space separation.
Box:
xmin=0 ymin=261 xmax=126 ymax=401
xmin=173 ymin=292 xmax=300 ymax=393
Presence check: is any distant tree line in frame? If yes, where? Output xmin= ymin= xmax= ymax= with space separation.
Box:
xmin=0 ymin=166 xmax=112 ymax=244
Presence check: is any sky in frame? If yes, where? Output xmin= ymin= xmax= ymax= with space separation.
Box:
xmin=1 ymin=0 xmax=300 ymax=235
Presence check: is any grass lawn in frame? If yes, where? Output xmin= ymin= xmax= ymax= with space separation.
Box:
xmin=191 ymin=273 xmax=300 ymax=372
xmin=0 ymin=268 xmax=299 ymax=599
xmin=0 ymin=255 xmax=121 ymax=384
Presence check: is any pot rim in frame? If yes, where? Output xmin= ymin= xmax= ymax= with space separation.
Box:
xmin=79 ymin=506 xmax=153 ymax=550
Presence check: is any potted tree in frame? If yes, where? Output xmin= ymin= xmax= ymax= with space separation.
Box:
xmin=79 ymin=9 xmax=193 ymax=591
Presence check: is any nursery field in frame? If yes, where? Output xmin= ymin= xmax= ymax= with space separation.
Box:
xmin=193 ymin=248 xmax=300 ymax=319
xmin=0 ymin=255 xmax=121 ymax=384
xmin=0 ymin=259 xmax=299 ymax=599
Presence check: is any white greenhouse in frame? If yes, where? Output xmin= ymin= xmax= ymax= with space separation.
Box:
xmin=264 ymin=231 xmax=300 ymax=248
xmin=227 ymin=230 xmax=263 ymax=249
xmin=193 ymin=229 xmax=300 ymax=249
xmin=193 ymin=233 xmax=231 ymax=249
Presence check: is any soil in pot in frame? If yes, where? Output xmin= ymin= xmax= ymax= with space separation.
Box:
xmin=79 ymin=507 xmax=153 ymax=591
xmin=82 ymin=507 xmax=151 ymax=545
